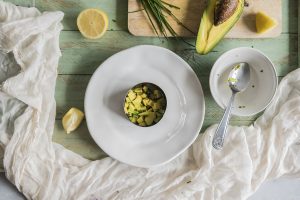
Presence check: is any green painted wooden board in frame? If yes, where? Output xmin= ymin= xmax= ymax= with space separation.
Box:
xmin=0 ymin=0 xmax=299 ymax=172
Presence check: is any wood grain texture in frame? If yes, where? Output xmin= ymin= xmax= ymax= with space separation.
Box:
xmin=4 ymin=0 xmax=297 ymax=33
xmin=128 ymin=0 xmax=282 ymax=38
xmin=57 ymin=31 xmax=298 ymax=76
xmin=4 ymin=0 xmax=128 ymax=31
xmin=0 ymin=0 xmax=297 ymax=166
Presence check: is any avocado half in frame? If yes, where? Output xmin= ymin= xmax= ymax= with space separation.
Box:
xmin=196 ymin=0 xmax=244 ymax=54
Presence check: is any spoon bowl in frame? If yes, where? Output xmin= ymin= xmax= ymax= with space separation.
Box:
xmin=228 ymin=62 xmax=251 ymax=92
xmin=212 ymin=62 xmax=250 ymax=150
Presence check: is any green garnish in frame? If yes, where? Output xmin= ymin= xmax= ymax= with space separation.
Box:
xmin=234 ymin=64 xmax=241 ymax=70
xmin=228 ymin=77 xmax=238 ymax=83
xmin=137 ymin=0 xmax=194 ymax=38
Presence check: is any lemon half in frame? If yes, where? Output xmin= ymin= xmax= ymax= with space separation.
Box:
xmin=62 ymin=108 xmax=84 ymax=134
xmin=77 ymin=8 xmax=109 ymax=39
xmin=256 ymin=11 xmax=277 ymax=34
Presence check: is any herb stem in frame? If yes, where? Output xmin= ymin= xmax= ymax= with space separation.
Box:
xmin=138 ymin=0 xmax=192 ymax=38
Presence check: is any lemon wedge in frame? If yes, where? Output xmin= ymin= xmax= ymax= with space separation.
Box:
xmin=256 ymin=11 xmax=277 ymax=34
xmin=77 ymin=8 xmax=109 ymax=39
xmin=62 ymin=108 xmax=84 ymax=134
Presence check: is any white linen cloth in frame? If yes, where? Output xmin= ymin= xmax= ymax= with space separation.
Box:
xmin=0 ymin=2 xmax=300 ymax=200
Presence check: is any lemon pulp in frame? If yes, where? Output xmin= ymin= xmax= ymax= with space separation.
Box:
xmin=62 ymin=108 xmax=84 ymax=134
xmin=77 ymin=8 xmax=109 ymax=39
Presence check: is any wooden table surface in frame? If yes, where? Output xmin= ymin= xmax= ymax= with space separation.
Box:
xmin=3 ymin=0 xmax=299 ymax=162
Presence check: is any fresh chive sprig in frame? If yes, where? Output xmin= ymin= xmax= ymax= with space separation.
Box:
xmin=138 ymin=0 xmax=195 ymax=38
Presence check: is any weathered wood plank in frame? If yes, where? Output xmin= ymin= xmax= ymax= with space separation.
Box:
xmin=4 ymin=0 xmax=127 ymax=31
xmin=58 ymin=31 xmax=298 ymax=76
xmin=5 ymin=0 xmax=298 ymax=33
xmin=53 ymin=120 xmax=107 ymax=160
xmin=52 ymin=119 xmax=254 ymax=161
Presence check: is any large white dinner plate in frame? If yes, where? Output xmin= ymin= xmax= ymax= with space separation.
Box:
xmin=84 ymin=45 xmax=205 ymax=168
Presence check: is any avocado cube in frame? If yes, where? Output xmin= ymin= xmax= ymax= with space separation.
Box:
xmin=145 ymin=112 xmax=155 ymax=126
xmin=139 ymin=111 xmax=150 ymax=116
xmin=153 ymin=103 xmax=161 ymax=111
xmin=143 ymin=86 xmax=148 ymax=92
xmin=142 ymin=98 xmax=150 ymax=106
xmin=139 ymin=122 xmax=146 ymax=127
xmin=137 ymin=116 xmax=144 ymax=124
xmin=129 ymin=117 xmax=137 ymax=123
xmin=128 ymin=103 xmax=135 ymax=112
xmin=153 ymin=90 xmax=161 ymax=99
xmin=128 ymin=90 xmax=136 ymax=101
xmin=133 ymin=95 xmax=142 ymax=106
xmin=126 ymin=97 xmax=131 ymax=103
xmin=134 ymin=87 xmax=143 ymax=94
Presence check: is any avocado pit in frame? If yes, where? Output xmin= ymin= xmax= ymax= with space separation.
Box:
xmin=214 ymin=0 xmax=239 ymax=25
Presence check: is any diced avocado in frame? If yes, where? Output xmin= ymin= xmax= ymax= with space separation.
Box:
xmin=132 ymin=111 xmax=139 ymax=115
xmin=125 ymin=83 xmax=167 ymax=127
xmin=136 ymin=105 xmax=146 ymax=111
xmin=196 ymin=0 xmax=244 ymax=54
xmin=153 ymin=90 xmax=162 ymax=99
xmin=129 ymin=117 xmax=137 ymax=123
xmin=124 ymin=102 xmax=129 ymax=108
xmin=142 ymin=98 xmax=150 ymax=106
xmin=156 ymin=112 xmax=162 ymax=117
xmin=134 ymin=88 xmax=143 ymax=94
xmin=143 ymin=85 xmax=148 ymax=92
xmin=152 ymin=103 xmax=161 ymax=111
xmin=148 ymin=99 xmax=154 ymax=107
xmin=159 ymin=109 xmax=165 ymax=113
xmin=128 ymin=103 xmax=135 ymax=113
xmin=133 ymin=95 xmax=142 ymax=106
xmin=126 ymin=97 xmax=131 ymax=103
xmin=154 ymin=117 xmax=160 ymax=123
xmin=145 ymin=112 xmax=155 ymax=126
xmin=137 ymin=116 xmax=144 ymax=124
xmin=139 ymin=122 xmax=146 ymax=127
xmin=157 ymin=98 xmax=166 ymax=106
xmin=139 ymin=111 xmax=150 ymax=116
xmin=128 ymin=90 xmax=136 ymax=101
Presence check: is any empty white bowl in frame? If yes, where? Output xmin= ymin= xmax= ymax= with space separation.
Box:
xmin=210 ymin=47 xmax=278 ymax=116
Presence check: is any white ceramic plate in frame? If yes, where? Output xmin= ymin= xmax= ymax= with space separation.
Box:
xmin=85 ymin=45 xmax=205 ymax=168
xmin=210 ymin=47 xmax=278 ymax=116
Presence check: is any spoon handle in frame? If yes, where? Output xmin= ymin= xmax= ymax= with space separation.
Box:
xmin=212 ymin=92 xmax=236 ymax=150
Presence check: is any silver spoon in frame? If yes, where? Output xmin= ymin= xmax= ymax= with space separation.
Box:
xmin=212 ymin=62 xmax=250 ymax=150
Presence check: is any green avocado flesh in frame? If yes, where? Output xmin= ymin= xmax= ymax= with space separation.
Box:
xmin=196 ymin=0 xmax=244 ymax=54
xmin=124 ymin=83 xmax=167 ymax=127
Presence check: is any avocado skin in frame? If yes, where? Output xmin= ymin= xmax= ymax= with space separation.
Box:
xmin=196 ymin=0 xmax=244 ymax=55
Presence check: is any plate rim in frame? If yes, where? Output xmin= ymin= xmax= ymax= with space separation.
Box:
xmin=84 ymin=45 xmax=205 ymax=168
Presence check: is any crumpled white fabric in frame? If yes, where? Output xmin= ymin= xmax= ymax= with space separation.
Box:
xmin=0 ymin=2 xmax=300 ymax=200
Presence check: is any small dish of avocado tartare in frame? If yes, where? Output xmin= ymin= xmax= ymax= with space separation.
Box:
xmin=124 ymin=83 xmax=167 ymax=127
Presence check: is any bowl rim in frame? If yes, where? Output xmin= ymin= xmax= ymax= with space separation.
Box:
xmin=209 ymin=47 xmax=278 ymax=117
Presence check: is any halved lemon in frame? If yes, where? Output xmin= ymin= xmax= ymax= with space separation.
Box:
xmin=77 ymin=8 xmax=109 ymax=39
xmin=62 ymin=107 xmax=84 ymax=134
xmin=256 ymin=11 xmax=277 ymax=34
